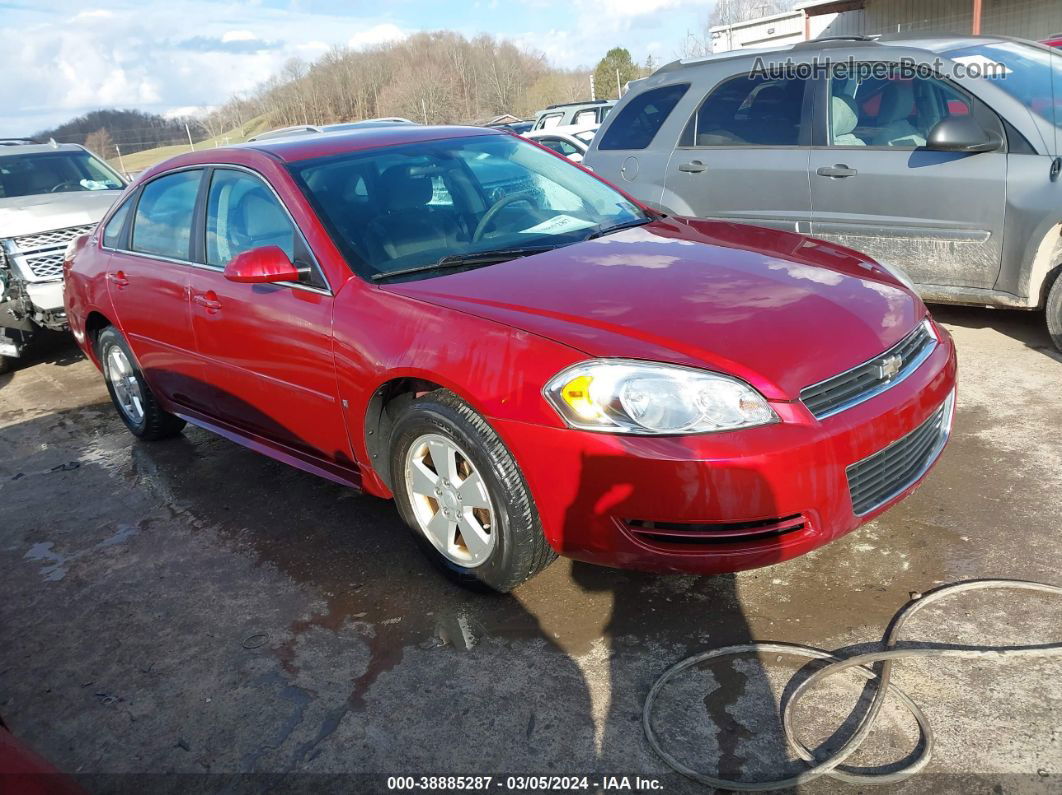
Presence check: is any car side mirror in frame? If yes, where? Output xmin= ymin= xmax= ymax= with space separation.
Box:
xmin=568 ymin=152 xmax=584 ymax=163
xmin=223 ymin=246 xmax=300 ymax=284
xmin=926 ymin=116 xmax=1002 ymax=153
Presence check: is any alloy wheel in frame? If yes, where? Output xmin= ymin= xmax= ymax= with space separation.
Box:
xmin=105 ymin=345 xmax=145 ymax=426
xmin=404 ymin=433 xmax=495 ymax=566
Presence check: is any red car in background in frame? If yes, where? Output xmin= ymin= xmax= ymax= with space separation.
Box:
xmin=1043 ymin=35 xmax=1062 ymax=48
xmin=64 ymin=126 xmax=957 ymax=592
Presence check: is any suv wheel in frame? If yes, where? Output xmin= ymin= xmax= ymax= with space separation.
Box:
xmin=1047 ymin=268 xmax=1062 ymax=353
xmin=97 ymin=327 xmax=186 ymax=440
xmin=389 ymin=389 xmax=555 ymax=592
xmin=0 ymin=356 xmax=10 ymax=375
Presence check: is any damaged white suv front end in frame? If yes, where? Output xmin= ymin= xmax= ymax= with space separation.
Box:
xmin=0 ymin=142 xmax=125 ymax=371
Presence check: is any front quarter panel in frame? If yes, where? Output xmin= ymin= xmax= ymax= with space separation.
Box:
xmin=330 ymin=282 xmax=586 ymax=496
xmin=64 ymin=232 xmax=117 ymax=367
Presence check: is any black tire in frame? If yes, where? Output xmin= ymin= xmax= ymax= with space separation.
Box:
xmin=389 ymin=389 xmax=556 ymax=592
xmin=1047 ymin=267 xmax=1062 ymax=353
xmin=0 ymin=355 xmax=10 ymax=375
xmin=96 ymin=327 xmax=185 ymax=440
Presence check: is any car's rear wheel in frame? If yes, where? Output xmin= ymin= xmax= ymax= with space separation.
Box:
xmin=0 ymin=356 xmax=10 ymax=375
xmin=389 ymin=389 xmax=555 ymax=592
xmin=1046 ymin=267 xmax=1062 ymax=353
xmin=97 ymin=327 xmax=185 ymax=440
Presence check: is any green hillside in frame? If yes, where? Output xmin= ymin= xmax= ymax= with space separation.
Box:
xmin=109 ymin=114 xmax=273 ymax=174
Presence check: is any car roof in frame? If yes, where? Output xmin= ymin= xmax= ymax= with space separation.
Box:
xmin=0 ymin=142 xmax=86 ymax=157
xmin=653 ymin=33 xmax=1024 ymax=74
xmin=143 ymin=125 xmax=504 ymax=176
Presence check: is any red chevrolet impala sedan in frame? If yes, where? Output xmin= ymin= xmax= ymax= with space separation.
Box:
xmin=64 ymin=125 xmax=957 ymax=592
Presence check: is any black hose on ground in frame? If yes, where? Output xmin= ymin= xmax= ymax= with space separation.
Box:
xmin=643 ymin=579 xmax=1062 ymax=790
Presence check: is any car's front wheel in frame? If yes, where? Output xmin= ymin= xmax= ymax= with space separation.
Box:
xmin=1047 ymin=267 xmax=1062 ymax=352
xmin=0 ymin=356 xmax=10 ymax=375
xmin=97 ymin=327 xmax=186 ymax=440
xmin=389 ymin=389 xmax=555 ymax=592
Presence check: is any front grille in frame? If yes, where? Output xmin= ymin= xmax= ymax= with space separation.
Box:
xmin=5 ymin=224 xmax=95 ymax=282
xmin=846 ymin=391 xmax=954 ymax=516
xmin=801 ymin=321 xmax=936 ymax=420
xmin=624 ymin=514 xmax=808 ymax=549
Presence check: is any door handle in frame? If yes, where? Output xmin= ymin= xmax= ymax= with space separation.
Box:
xmin=678 ymin=160 xmax=707 ymax=173
xmin=106 ymin=271 xmax=129 ymax=288
xmin=816 ymin=164 xmax=858 ymax=178
xmin=193 ymin=292 xmax=222 ymax=313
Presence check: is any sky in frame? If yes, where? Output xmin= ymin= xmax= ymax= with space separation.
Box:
xmin=0 ymin=0 xmax=713 ymax=137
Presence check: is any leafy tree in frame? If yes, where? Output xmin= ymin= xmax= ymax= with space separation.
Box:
xmin=593 ymin=47 xmax=639 ymax=100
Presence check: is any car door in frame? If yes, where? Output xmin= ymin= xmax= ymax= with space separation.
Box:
xmin=186 ymin=166 xmax=346 ymax=461
xmin=661 ymin=73 xmax=814 ymax=233
xmin=808 ymin=66 xmax=1007 ymax=289
xmin=104 ymin=168 xmax=211 ymax=412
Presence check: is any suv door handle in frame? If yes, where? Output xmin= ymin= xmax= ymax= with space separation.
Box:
xmin=106 ymin=271 xmax=129 ymax=288
xmin=816 ymin=164 xmax=858 ymax=178
xmin=193 ymin=292 xmax=222 ymax=313
xmin=678 ymin=160 xmax=707 ymax=173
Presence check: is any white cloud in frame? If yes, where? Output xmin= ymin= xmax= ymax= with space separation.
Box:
xmin=347 ymin=23 xmax=407 ymax=49
xmin=221 ymin=30 xmax=257 ymax=43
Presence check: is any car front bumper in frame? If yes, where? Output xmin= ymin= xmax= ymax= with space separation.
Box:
xmin=490 ymin=328 xmax=958 ymax=575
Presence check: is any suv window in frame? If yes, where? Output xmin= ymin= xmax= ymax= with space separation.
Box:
xmin=683 ymin=76 xmax=808 ymax=147
xmin=131 ymin=170 xmax=201 ymax=260
xmin=573 ymin=109 xmax=598 ymax=126
xmin=828 ymin=72 xmax=1003 ymax=148
xmin=537 ymin=113 xmax=564 ymax=129
xmin=206 ymin=170 xmax=296 ymax=267
xmin=102 ymin=196 xmax=132 ymax=249
xmin=598 ymin=83 xmax=690 ymax=150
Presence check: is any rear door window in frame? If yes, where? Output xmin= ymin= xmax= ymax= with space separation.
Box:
xmin=682 ymin=75 xmax=809 ymax=147
xmin=573 ymin=109 xmax=598 ymax=126
xmin=598 ymin=83 xmax=690 ymax=150
xmin=101 ymin=195 xmax=133 ymax=249
xmin=130 ymin=170 xmax=202 ymax=260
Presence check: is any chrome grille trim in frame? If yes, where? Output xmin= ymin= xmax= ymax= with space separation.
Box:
xmin=3 ymin=224 xmax=96 ymax=283
xmin=846 ymin=389 xmax=954 ymax=516
xmin=801 ymin=320 xmax=937 ymax=420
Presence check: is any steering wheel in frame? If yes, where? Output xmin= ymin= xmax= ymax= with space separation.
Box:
xmin=49 ymin=181 xmax=80 ymax=193
xmin=472 ymin=193 xmax=535 ymax=243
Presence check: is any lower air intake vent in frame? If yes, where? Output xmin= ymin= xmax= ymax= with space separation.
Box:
xmin=624 ymin=514 xmax=807 ymax=549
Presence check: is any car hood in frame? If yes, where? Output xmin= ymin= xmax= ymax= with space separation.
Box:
xmin=381 ymin=218 xmax=924 ymax=400
xmin=0 ymin=190 xmax=121 ymax=238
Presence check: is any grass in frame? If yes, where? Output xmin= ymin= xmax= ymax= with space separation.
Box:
xmin=108 ymin=113 xmax=274 ymax=174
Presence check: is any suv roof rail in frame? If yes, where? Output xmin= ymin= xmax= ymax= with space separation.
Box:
xmin=0 ymin=138 xmax=39 ymax=146
xmin=792 ymin=35 xmax=880 ymax=49
xmin=544 ymin=99 xmax=613 ymax=110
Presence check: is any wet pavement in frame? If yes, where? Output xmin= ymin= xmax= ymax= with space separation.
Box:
xmin=1 ymin=308 xmax=1060 ymax=793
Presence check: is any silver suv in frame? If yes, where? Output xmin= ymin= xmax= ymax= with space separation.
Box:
xmin=584 ymin=35 xmax=1062 ymax=350
xmin=0 ymin=142 xmax=125 ymax=372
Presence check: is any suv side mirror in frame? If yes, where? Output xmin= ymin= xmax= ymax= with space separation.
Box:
xmin=926 ymin=116 xmax=1002 ymax=153
xmin=224 ymin=246 xmax=300 ymax=284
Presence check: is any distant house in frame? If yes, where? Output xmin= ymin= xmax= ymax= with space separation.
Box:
xmin=709 ymin=0 xmax=1061 ymax=53
xmin=478 ymin=114 xmax=524 ymax=126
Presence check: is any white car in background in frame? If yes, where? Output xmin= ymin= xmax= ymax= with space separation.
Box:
xmin=523 ymin=124 xmax=599 ymax=162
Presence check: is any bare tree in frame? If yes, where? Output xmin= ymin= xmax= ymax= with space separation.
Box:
xmin=83 ymin=128 xmax=114 ymax=159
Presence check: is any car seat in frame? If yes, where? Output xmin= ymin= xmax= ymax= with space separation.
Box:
xmin=870 ymin=82 xmax=925 ymax=147
xmin=831 ymin=95 xmax=866 ymax=146
xmin=366 ymin=165 xmax=461 ymax=261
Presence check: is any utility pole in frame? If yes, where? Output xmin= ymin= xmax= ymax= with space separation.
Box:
xmin=114 ymin=144 xmax=126 ymax=176
xmin=185 ymin=122 xmax=195 ymax=152
xmin=615 ymin=68 xmax=622 ymax=99
xmin=589 ymin=73 xmax=596 ymax=101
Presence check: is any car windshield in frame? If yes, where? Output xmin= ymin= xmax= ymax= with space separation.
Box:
xmin=0 ymin=150 xmax=124 ymax=198
xmin=945 ymin=41 xmax=1061 ymax=129
xmin=288 ymin=133 xmax=647 ymax=281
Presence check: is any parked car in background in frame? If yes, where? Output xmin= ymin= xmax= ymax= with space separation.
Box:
xmin=247 ymin=119 xmax=416 ymax=142
xmin=66 ymin=124 xmax=955 ymax=592
xmin=532 ymin=99 xmax=615 ymax=130
xmin=1043 ymin=34 xmax=1062 ymax=48
xmin=585 ymin=35 xmax=1062 ymax=350
xmin=524 ymin=124 xmax=599 ymax=161
xmin=489 ymin=120 xmax=534 ymax=135
xmin=1 ymin=142 xmax=125 ymax=372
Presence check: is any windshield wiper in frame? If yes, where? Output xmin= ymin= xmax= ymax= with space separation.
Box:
xmin=370 ymin=245 xmax=555 ymax=281
xmin=583 ymin=217 xmax=653 ymax=241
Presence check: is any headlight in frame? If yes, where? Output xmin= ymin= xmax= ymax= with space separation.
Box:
xmin=544 ymin=359 xmax=777 ymax=435
xmin=874 ymin=260 xmax=917 ymax=292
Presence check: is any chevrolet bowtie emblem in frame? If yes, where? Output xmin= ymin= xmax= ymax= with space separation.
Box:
xmin=879 ymin=353 xmax=902 ymax=380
